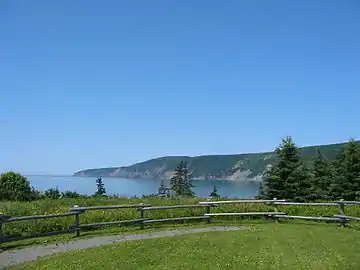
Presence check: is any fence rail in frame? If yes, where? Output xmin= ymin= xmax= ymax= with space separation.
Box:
xmin=270 ymin=202 xmax=339 ymax=206
xmin=334 ymin=214 xmax=360 ymax=221
xmin=3 ymin=212 xmax=79 ymax=223
xmin=205 ymin=212 xmax=286 ymax=217
xmin=143 ymin=216 xmax=210 ymax=224
xmin=272 ymin=215 xmax=342 ymax=222
xmin=140 ymin=204 xmax=213 ymax=211
xmin=334 ymin=201 xmax=360 ymax=205
xmin=198 ymin=199 xmax=286 ymax=205
xmin=1 ymin=199 xmax=360 ymax=245
xmin=78 ymin=218 xmax=149 ymax=229
xmin=68 ymin=204 xmax=151 ymax=212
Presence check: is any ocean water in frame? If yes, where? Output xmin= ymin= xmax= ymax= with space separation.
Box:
xmin=26 ymin=175 xmax=261 ymax=198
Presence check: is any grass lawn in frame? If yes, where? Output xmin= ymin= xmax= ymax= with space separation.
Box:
xmin=10 ymin=223 xmax=360 ymax=270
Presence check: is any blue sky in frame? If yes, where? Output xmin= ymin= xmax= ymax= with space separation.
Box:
xmin=1 ymin=0 xmax=359 ymax=175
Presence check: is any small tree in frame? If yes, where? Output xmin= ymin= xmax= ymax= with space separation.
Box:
xmin=158 ymin=180 xmax=168 ymax=197
xmin=170 ymin=161 xmax=194 ymax=197
xmin=0 ymin=171 xmax=36 ymax=201
xmin=210 ymin=184 xmax=219 ymax=198
xmin=95 ymin=177 xmax=106 ymax=196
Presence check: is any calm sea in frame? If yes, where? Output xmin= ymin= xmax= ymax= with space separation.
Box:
xmin=26 ymin=175 xmax=261 ymax=199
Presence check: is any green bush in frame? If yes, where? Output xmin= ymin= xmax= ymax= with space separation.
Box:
xmin=61 ymin=190 xmax=83 ymax=199
xmin=0 ymin=171 xmax=38 ymax=201
xmin=44 ymin=188 xmax=61 ymax=199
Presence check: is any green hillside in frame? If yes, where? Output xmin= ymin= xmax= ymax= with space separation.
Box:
xmin=73 ymin=140 xmax=358 ymax=180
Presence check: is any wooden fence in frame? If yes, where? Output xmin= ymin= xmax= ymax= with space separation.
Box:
xmin=1 ymin=199 xmax=359 ymax=244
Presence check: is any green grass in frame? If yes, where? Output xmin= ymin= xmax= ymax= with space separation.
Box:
xmin=10 ymin=223 xmax=360 ymax=270
xmin=2 ymin=197 xmax=360 ymax=249
xmin=0 ymin=220 xmax=242 ymax=250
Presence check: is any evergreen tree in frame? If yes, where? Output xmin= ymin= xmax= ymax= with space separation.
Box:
xmin=330 ymin=139 xmax=360 ymax=200
xmin=285 ymin=163 xmax=312 ymax=202
xmin=158 ymin=180 xmax=168 ymax=197
xmin=95 ymin=177 xmax=106 ymax=196
xmin=170 ymin=161 xmax=195 ymax=197
xmin=308 ymin=149 xmax=332 ymax=201
xmin=260 ymin=165 xmax=283 ymax=200
xmin=260 ymin=136 xmax=311 ymax=201
xmin=210 ymin=184 xmax=220 ymax=198
xmin=258 ymin=181 xmax=266 ymax=199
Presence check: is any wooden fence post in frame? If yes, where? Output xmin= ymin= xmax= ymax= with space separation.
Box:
xmin=139 ymin=203 xmax=145 ymax=230
xmin=339 ymin=199 xmax=346 ymax=227
xmin=273 ymin=198 xmax=279 ymax=223
xmin=206 ymin=205 xmax=211 ymax=224
xmin=73 ymin=205 xmax=81 ymax=237
xmin=0 ymin=222 xmax=3 ymax=246
xmin=0 ymin=214 xmax=11 ymax=247
xmin=339 ymin=199 xmax=345 ymax=215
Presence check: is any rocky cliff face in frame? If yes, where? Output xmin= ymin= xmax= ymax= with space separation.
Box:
xmin=74 ymin=151 xmax=276 ymax=180
xmin=73 ymin=166 xmax=264 ymax=181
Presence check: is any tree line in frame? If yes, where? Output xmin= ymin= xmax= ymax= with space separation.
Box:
xmin=259 ymin=137 xmax=360 ymax=202
xmin=160 ymin=137 xmax=360 ymax=201
xmin=1 ymin=137 xmax=358 ymax=202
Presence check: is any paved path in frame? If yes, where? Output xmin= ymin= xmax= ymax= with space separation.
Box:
xmin=0 ymin=226 xmax=247 ymax=269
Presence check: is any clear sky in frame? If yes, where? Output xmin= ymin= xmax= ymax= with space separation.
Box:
xmin=1 ymin=0 xmax=359 ymax=175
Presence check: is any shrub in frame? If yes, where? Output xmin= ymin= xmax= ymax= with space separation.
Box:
xmin=61 ymin=190 xmax=83 ymax=199
xmin=0 ymin=171 xmax=37 ymax=201
xmin=44 ymin=188 xmax=61 ymax=199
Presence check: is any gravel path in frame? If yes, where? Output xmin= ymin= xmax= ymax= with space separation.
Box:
xmin=0 ymin=226 xmax=247 ymax=269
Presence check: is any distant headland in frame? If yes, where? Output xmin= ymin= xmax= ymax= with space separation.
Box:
xmin=73 ymin=140 xmax=359 ymax=181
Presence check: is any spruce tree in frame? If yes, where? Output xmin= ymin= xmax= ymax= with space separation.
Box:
xmin=95 ymin=177 xmax=106 ymax=196
xmin=210 ymin=184 xmax=220 ymax=198
xmin=285 ymin=163 xmax=312 ymax=202
xmin=170 ymin=161 xmax=195 ymax=197
xmin=260 ymin=165 xmax=283 ymax=200
xmin=158 ymin=180 xmax=168 ymax=197
xmin=260 ymin=136 xmax=311 ymax=201
xmin=308 ymin=149 xmax=332 ymax=201
xmin=330 ymin=139 xmax=360 ymax=200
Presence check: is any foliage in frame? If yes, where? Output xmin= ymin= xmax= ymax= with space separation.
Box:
xmin=260 ymin=137 xmax=311 ymax=202
xmin=0 ymin=172 xmax=37 ymax=201
xmin=44 ymin=188 xmax=61 ymax=200
xmin=285 ymin=163 xmax=312 ymax=202
xmin=209 ymin=184 xmax=219 ymax=198
xmin=259 ymin=137 xmax=360 ymax=202
xmin=95 ymin=177 xmax=106 ymax=196
xmin=170 ymin=161 xmax=195 ymax=197
xmin=61 ymin=190 xmax=83 ymax=199
xmin=330 ymin=139 xmax=360 ymax=200
xmin=10 ymin=224 xmax=360 ymax=270
xmin=308 ymin=149 xmax=333 ymax=201
xmin=157 ymin=180 xmax=168 ymax=197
